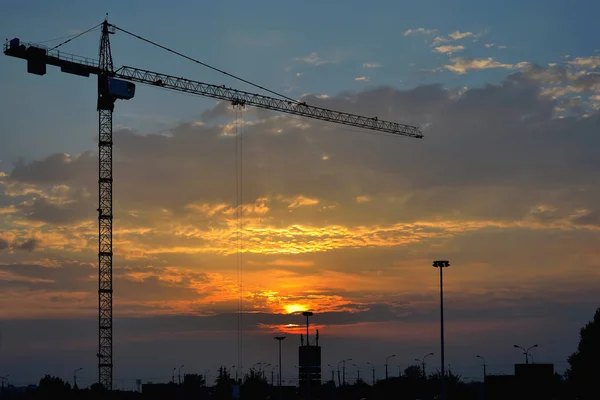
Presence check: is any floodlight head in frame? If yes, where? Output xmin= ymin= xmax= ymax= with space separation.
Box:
xmin=302 ymin=311 xmax=314 ymax=317
xmin=432 ymin=260 xmax=450 ymax=268
xmin=274 ymin=336 xmax=286 ymax=341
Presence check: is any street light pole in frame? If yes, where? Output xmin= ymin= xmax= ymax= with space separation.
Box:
xmin=328 ymin=364 xmax=335 ymax=383
xmin=73 ymin=367 xmax=83 ymax=389
xmin=476 ymin=355 xmax=487 ymax=378
xmin=367 ymin=361 xmax=375 ymax=385
xmin=433 ymin=260 xmax=450 ymax=400
xmin=352 ymin=364 xmax=360 ymax=383
xmin=342 ymin=358 xmax=352 ymax=385
xmin=275 ymin=336 xmax=286 ymax=400
xmin=513 ymin=344 xmax=538 ymax=364
xmin=415 ymin=352 xmax=434 ymax=378
xmin=385 ymin=354 xmax=396 ymax=380
xmin=0 ymin=375 xmax=9 ymax=394
xmin=178 ymin=364 xmax=184 ymax=385
xmin=172 ymin=367 xmax=176 ymax=384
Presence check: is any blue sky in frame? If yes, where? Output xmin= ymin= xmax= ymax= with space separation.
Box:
xmin=1 ymin=0 xmax=600 ymax=388
xmin=2 ymin=0 xmax=598 ymax=164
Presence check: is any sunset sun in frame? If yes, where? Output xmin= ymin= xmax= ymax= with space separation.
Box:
xmin=284 ymin=304 xmax=309 ymax=314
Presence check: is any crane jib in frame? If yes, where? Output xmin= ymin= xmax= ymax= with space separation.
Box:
xmin=115 ymin=66 xmax=423 ymax=138
xmin=4 ymin=38 xmax=423 ymax=138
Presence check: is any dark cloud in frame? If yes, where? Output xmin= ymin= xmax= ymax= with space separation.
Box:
xmin=0 ymin=237 xmax=9 ymax=250
xmin=12 ymin=238 xmax=39 ymax=252
xmin=3 ymin=68 xmax=599 ymax=231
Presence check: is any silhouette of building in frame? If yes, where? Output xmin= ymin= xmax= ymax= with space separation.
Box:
xmin=485 ymin=363 xmax=555 ymax=400
xmin=298 ymin=329 xmax=322 ymax=399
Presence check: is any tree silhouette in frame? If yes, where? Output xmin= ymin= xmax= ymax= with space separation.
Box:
xmin=37 ymin=375 xmax=71 ymax=398
xmin=242 ymin=368 xmax=269 ymax=400
xmin=567 ymin=307 xmax=600 ymax=399
xmin=215 ymin=367 xmax=234 ymax=400
xmin=403 ymin=364 xmax=423 ymax=380
xmin=183 ymin=373 xmax=207 ymax=399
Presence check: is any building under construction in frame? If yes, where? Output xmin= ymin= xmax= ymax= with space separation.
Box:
xmin=298 ymin=312 xmax=321 ymax=399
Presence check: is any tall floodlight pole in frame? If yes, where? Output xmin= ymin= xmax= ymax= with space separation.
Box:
xmin=513 ymin=344 xmax=538 ymax=364
xmin=385 ymin=354 xmax=396 ymax=380
xmin=433 ymin=260 xmax=450 ymax=400
xmin=275 ymin=336 xmax=286 ymax=400
xmin=415 ymin=352 xmax=434 ymax=378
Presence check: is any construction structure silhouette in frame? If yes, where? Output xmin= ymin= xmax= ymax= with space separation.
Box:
xmin=4 ymin=19 xmax=423 ymax=391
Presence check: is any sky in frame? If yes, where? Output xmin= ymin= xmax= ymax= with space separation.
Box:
xmin=1 ymin=0 xmax=600 ymax=390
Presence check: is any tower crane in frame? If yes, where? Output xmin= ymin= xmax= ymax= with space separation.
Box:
xmin=3 ymin=19 xmax=423 ymax=390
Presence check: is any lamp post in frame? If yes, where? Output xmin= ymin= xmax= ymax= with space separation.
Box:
xmin=415 ymin=352 xmax=434 ymax=378
xmin=327 ymin=364 xmax=335 ymax=383
xmin=73 ymin=367 xmax=83 ymax=389
xmin=385 ymin=354 xmax=396 ymax=380
xmin=338 ymin=358 xmax=352 ymax=386
xmin=275 ymin=336 xmax=286 ymax=400
xmin=366 ymin=361 xmax=375 ymax=385
xmin=0 ymin=375 xmax=9 ymax=394
xmin=513 ymin=344 xmax=538 ymax=364
xmin=476 ymin=355 xmax=487 ymax=379
xmin=271 ymin=365 xmax=278 ymax=386
xmin=178 ymin=364 xmax=184 ymax=385
xmin=262 ymin=363 xmax=271 ymax=380
xmin=172 ymin=367 xmax=176 ymax=383
xmin=433 ymin=260 xmax=450 ymax=400
xmin=352 ymin=364 xmax=360 ymax=383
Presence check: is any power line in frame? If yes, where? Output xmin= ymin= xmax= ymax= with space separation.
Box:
xmin=109 ymin=23 xmax=299 ymax=104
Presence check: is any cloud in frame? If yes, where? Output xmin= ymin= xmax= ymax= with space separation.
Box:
xmin=432 ymin=36 xmax=450 ymax=46
xmin=568 ymin=56 xmax=600 ymax=70
xmin=448 ymin=30 xmax=475 ymax=40
xmin=363 ymin=63 xmax=381 ymax=69
xmin=295 ymin=72 xmax=304 ymax=77
xmin=2 ymin=62 xmax=600 ymax=354
xmin=0 ymin=237 xmax=9 ymax=250
xmin=434 ymin=45 xmax=465 ymax=54
xmin=432 ymin=30 xmax=484 ymax=47
xmin=444 ymin=57 xmax=514 ymax=74
xmin=403 ymin=28 xmax=436 ymax=36
xmin=295 ymin=52 xmax=343 ymax=66
xmin=355 ymin=195 xmax=371 ymax=204
xmin=13 ymin=238 xmax=40 ymax=252
xmin=354 ymin=76 xmax=370 ymax=82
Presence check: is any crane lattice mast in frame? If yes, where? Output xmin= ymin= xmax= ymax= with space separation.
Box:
xmin=97 ymin=20 xmax=116 ymax=390
xmin=3 ymin=19 xmax=423 ymax=390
